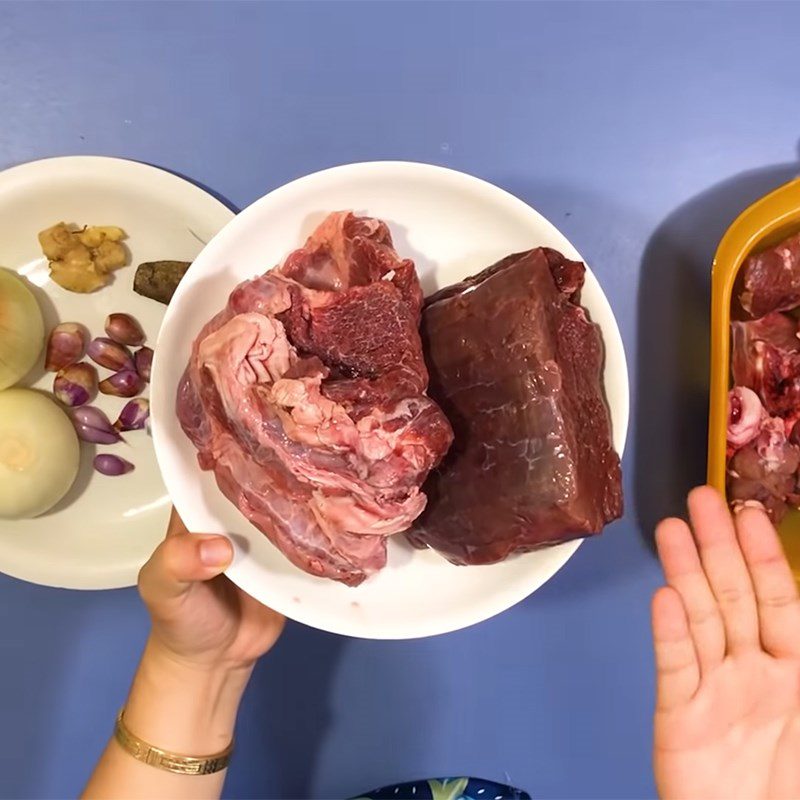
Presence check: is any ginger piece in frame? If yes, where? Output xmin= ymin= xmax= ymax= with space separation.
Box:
xmin=38 ymin=223 xmax=75 ymax=261
xmin=93 ymin=240 xmax=127 ymax=273
xmin=38 ymin=223 xmax=128 ymax=293
xmin=50 ymin=259 xmax=107 ymax=293
xmin=77 ymin=226 xmax=126 ymax=249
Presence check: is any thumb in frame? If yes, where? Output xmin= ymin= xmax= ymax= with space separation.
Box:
xmin=138 ymin=533 xmax=233 ymax=605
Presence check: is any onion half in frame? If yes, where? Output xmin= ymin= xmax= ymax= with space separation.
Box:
xmin=0 ymin=269 xmax=45 ymax=390
xmin=0 ymin=389 xmax=80 ymax=518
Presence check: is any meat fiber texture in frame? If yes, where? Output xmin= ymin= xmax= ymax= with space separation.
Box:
xmin=740 ymin=232 xmax=800 ymax=318
xmin=177 ymin=212 xmax=453 ymax=586
xmin=726 ymin=387 xmax=800 ymax=520
xmin=407 ymin=248 xmax=623 ymax=565
xmin=727 ymin=232 xmax=800 ymax=520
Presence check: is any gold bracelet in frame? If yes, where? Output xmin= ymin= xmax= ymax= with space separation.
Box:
xmin=114 ymin=708 xmax=233 ymax=775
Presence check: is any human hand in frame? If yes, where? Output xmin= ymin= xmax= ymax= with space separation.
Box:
xmin=138 ymin=509 xmax=285 ymax=674
xmin=653 ymin=486 xmax=800 ymax=800
xmin=83 ymin=513 xmax=285 ymax=793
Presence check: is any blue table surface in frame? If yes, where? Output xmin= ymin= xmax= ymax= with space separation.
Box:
xmin=2 ymin=2 xmax=798 ymax=798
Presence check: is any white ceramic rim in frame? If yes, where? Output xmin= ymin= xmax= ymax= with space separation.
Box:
xmin=0 ymin=155 xmax=235 ymax=589
xmin=152 ymin=161 xmax=630 ymax=637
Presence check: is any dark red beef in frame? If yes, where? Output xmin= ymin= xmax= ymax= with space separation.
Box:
xmin=408 ymin=249 xmax=623 ymax=565
xmin=741 ymin=233 xmax=800 ymax=318
xmin=731 ymin=312 xmax=800 ymax=417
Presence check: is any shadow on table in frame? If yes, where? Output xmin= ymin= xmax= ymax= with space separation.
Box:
xmin=634 ymin=158 xmax=798 ymax=547
xmin=225 ymin=622 xmax=346 ymax=800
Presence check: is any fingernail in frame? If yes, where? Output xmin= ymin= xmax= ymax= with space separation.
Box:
xmin=199 ymin=538 xmax=232 ymax=567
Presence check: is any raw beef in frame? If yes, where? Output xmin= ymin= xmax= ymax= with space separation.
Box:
xmin=727 ymin=231 xmax=800 ymax=519
xmin=177 ymin=212 xmax=453 ymax=586
xmin=741 ymin=233 xmax=800 ymax=318
xmin=731 ymin=312 xmax=800 ymax=418
xmin=726 ymin=387 xmax=800 ymax=521
xmin=407 ymin=249 xmax=623 ymax=565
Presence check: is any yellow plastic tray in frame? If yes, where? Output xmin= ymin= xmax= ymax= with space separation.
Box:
xmin=708 ymin=176 xmax=800 ymax=580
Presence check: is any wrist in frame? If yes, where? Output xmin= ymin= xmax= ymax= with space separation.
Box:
xmin=144 ymin=635 xmax=256 ymax=685
xmin=122 ymin=637 xmax=253 ymax=756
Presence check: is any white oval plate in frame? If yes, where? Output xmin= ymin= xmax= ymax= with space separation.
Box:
xmin=0 ymin=156 xmax=234 ymax=589
xmin=152 ymin=162 xmax=629 ymax=639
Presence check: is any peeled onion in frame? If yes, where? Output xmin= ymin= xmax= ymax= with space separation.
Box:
xmin=0 ymin=269 xmax=44 ymax=390
xmin=0 ymin=389 xmax=80 ymax=519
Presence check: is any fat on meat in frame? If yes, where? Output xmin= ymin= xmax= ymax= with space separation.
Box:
xmin=726 ymin=386 xmax=800 ymax=521
xmin=177 ymin=212 xmax=453 ymax=586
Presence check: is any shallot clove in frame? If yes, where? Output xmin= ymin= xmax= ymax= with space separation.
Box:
xmin=93 ymin=454 xmax=134 ymax=476
xmin=115 ymin=397 xmax=150 ymax=431
xmin=72 ymin=405 xmax=122 ymax=444
xmin=99 ymin=369 xmax=144 ymax=398
xmin=87 ymin=337 xmax=135 ymax=372
xmin=105 ymin=313 xmax=145 ymax=347
xmin=45 ymin=323 xmax=86 ymax=372
xmin=134 ymin=346 xmax=153 ymax=382
xmin=54 ymin=362 xmax=97 ymax=407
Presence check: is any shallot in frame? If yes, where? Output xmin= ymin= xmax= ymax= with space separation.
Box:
xmin=71 ymin=406 xmax=122 ymax=444
xmin=115 ymin=398 xmax=149 ymax=431
xmin=87 ymin=337 xmax=134 ymax=372
xmin=45 ymin=323 xmax=86 ymax=372
xmin=93 ymin=454 xmax=134 ymax=476
xmin=54 ymin=362 xmax=97 ymax=407
xmin=99 ymin=369 xmax=144 ymax=398
xmin=134 ymin=346 xmax=153 ymax=382
xmin=105 ymin=313 xmax=145 ymax=346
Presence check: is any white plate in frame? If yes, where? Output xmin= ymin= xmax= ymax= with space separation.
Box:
xmin=152 ymin=162 xmax=629 ymax=639
xmin=0 ymin=156 xmax=234 ymax=589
